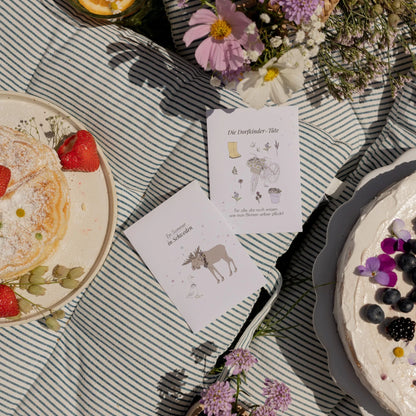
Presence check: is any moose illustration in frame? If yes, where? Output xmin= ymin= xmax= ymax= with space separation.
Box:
xmin=182 ymin=244 xmax=237 ymax=283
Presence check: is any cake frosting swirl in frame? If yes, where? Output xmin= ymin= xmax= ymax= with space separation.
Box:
xmin=335 ymin=170 xmax=416 ymax=416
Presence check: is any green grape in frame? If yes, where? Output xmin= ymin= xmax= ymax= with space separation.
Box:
xmin=27 ymin=285 xmax=46 ymax=296
xmin=52 ymin=265 xmax=70 ymax=278
xmin=29 ymin=275 xmax=46 ymax=285
xmin=19 ymin=273 xmax=31 ymax=289
xmin=18 ymin=298 xmax=33 ymax=314
xmin=53 ymin=309 xmax=65 ymax=320
xmin=60 ymin=278 xmax=79 ymax=289
xmin=45 ymin=316 xmax=60 ymax=332
xmin=68 ymin=267 xmax=85 ymax=280
xmin=30 ymin=265 xmax=49 ymax=278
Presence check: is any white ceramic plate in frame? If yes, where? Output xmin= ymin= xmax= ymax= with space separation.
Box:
xmin=0 ymin=91 xmax=117 ymax=326
xmin=312 ymin=149 xmax=416 ymax=416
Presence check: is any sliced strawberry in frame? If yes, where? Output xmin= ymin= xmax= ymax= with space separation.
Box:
xmin=0 ymin=285 xmax=19 ymax=317
xmin=57 ymin=130 xmax=100 ymax=172
xmin=0 ymin=165 xmax=11 ymax=197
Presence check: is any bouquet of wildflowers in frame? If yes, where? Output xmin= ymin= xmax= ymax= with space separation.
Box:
xmin=196 ymin=348 xmax=291 ymax=416
xmin=182 ymin=0 xmax=416 ymax=107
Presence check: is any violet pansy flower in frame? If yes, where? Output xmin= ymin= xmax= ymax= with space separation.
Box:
xmin=381 ymin=219 xmax=411 ymax=254
xmin=357 ymin=254 xmax=397 ymax=287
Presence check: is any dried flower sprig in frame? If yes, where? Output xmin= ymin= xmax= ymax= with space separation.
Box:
xmin=319 ymin=0 xmax=416 ymax=100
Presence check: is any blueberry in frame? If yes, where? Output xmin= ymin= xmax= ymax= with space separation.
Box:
xmin=382 ymin=288 xmax=401 ymax=305
xmin=403 ymin=240 xmax=412 ymax=253
xmin=398 ymin=297 xmax=414 ymax=313
xmin=409 ymin=268 xmax=416 ymax=285
xmin=365 ymin=304 xmax=385 ymax=324
xmin=409 ymin=239 xmax=416 ymax=254
xmin=398 ymin=253 xmax=416 ymax=272
xmin=409 ymin=289 xmax=416 ymax=303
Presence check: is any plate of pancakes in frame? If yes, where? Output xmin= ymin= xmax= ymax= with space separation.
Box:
xmin=0 ymin=91 xmax=117 ymax=326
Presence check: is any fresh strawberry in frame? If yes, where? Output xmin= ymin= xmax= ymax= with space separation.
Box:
xmin=0 ymin=285 xmax=19 ymax=317
xmin=0 ymin=165 xmax=11 ymax=197
xmin=57 ymin=130 xmax=100 ymax=172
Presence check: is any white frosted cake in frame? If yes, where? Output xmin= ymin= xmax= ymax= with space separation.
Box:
xmin=335 ymin=171 xmax=416 ymax=416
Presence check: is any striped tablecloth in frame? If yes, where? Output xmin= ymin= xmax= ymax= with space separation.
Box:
xmin=0 ymin=0 xmax=415 ymax=414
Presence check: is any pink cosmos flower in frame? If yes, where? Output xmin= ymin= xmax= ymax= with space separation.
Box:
xmin=183 ymin=0 xmax=264 ymax=72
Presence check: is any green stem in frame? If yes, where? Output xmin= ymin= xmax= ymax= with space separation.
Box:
xmin=233 ymin=374 xmax=241 ymax=412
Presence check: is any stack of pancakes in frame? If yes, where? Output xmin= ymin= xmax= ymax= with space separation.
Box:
xmin=0 ymin=126 xmax=70 ymax=281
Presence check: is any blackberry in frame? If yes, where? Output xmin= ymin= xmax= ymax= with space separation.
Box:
xmin=386 ymin=317 xmax=416 ymax=342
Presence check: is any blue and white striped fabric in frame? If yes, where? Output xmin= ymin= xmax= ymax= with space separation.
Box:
xmin=160 ymin=1 xmax=416 ymax=415
xmin=0 ymin=0 xmax=415 ymax=415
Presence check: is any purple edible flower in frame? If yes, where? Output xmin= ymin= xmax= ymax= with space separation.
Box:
xmin=357 ymin=254 xmax=397 ymax=287
xmin=391 ymin=219 xmax=411 ymax=241
xmin=278 ymin=0 xmax=322 ymax=25
xmin=408 ymin=345 xmax=416 ymax=365
xmin=381 ymin=219 xmax=411 ymax=254
xmin=408 ymin=352 xmax=416 ymax=365
xmin=225 ymin=348 xmax=258 ymax=375
xmin=200 ymin=381 xmax=235 ymax=416
xmin=262 ymin=378 xmax=291 ymax=412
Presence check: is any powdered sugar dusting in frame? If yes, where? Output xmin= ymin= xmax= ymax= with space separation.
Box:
xmin=0 ymin=126 xmax=70 ymax=280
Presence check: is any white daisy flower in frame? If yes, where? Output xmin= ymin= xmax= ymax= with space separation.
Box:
xmin=237 ymin=48 xmax=305 ymax=109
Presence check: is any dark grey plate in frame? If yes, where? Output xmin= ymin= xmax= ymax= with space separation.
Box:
xmin=312 ymin=149 xmax=416 ymax=416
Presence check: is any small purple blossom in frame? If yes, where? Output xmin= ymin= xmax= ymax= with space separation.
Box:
xmin=262 ymin=378 xmax=291 ymax=412
xmin=381 ymin=238 xmax=404 ymax=254
xmin=356 ymin=254 xmax=397 ymax=287
xmin=278 ymin=0 xmax=322 ymax=25
xmin=381 ymin=219 xmax=411 ymax=254
xmin=409 ymin=346 xmax=416 ymax=365
xmin=251 ymin=405 xmax=276 ymax=416
xmin=200 ymin=381 xmax=236 ymax=416
xmin=225 ymin=348 xmax=258 ymax=375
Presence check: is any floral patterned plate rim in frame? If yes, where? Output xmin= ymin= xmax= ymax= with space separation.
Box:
xmin=0 ymin=91 xmax=117 ymax=327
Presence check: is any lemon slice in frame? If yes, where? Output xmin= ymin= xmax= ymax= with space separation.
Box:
xmin=78 ymin=0 xmax=135 ymax=15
